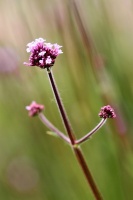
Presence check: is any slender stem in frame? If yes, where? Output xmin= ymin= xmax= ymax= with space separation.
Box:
xmin=73 ymin=146 xmax=103 ymax=200
xmin=76 ymin=118 xmax=107 ymax=145
xmin=46 ymin=68 xmax=103 ymax=200
xmin=38 ymin=113 xmax=70 ymax=144
xmin=47 ymin=68 xmax=76 ymax=145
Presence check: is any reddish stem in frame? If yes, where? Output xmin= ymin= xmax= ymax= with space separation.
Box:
xmin=46 ymin=68 xmax=103 ymax=200
xmin=74 ymin=146 xmax=103 ymax=200
xmin=47 ymin=68 xmax=76 ymax=144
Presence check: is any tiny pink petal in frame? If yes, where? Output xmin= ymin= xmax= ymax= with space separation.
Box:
xmin=46 ymin=56 xmax=52 ymax=64
xmin=39 ymin=60 xmax=43 ymax=64
xmin=35 ymin=38 xmax=45 ymax=43
xmin=39 ymin=51 xmax=46 ymax=56
xmin=26 ymin=101 xmax=44 ymax=117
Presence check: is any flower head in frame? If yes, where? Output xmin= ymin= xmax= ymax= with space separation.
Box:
xmin=26 ymin=101 xmax=44 ymax=117
xmin=99 ymin=105 xmax=116 ymax=119
xmin=24 ymin=38 xmax=63 ymax=69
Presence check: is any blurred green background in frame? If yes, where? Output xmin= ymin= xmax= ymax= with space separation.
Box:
xmin=0 ymin=0 xmax=133 ymax=199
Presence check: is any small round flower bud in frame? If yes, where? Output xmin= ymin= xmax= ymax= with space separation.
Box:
xmin=24 ymin=38 xmax=63 ymax=69
xmin=26 ymin=101 xmax=44 ymax=117
xmin=99 ymin=105 xmax=116 ymax=119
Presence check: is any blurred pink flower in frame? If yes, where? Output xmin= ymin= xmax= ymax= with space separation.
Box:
xmin=0 ymin=47 xmax=19 ymax=74
xmin=99 ymin=105 xmax=116 ymax=119
xmin=24 ymin=38 xmax=63 ymax=69
xmin=26 ymin=101 xmax=44 ymax=117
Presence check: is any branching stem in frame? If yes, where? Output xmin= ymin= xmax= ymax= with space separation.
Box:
xmin=46 ymin=68 xmax=103 ymax=200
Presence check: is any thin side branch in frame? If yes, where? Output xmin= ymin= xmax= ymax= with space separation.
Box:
xmin=75 ymin=118 xmax=107 ymax=145
xmin=39 ymin=113 xmax=70 ymax=144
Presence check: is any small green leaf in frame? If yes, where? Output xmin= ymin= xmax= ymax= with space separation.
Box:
xmin=46 ymin=131 xmax=58 ymax=137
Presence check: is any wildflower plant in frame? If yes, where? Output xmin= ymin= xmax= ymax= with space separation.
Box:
xmin=24 ymin=38 xmax=116 ymax=200
xmin=24 ymin=38 xmax=63 ymax=68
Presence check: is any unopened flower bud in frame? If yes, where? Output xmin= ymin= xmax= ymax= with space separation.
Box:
xmin=26 ymin=101 xmax=44 ymax=117
xmin=99 ymin=105 xmax=116 ymax=119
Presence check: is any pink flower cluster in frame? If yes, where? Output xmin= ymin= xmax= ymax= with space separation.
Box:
xmin=99 ymin=105 xmax=116 ymax=119
xmin=24 ymin=38 xmax=63 ymax=69
xmin=26 ymin=101 xmax=44 ymax=117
